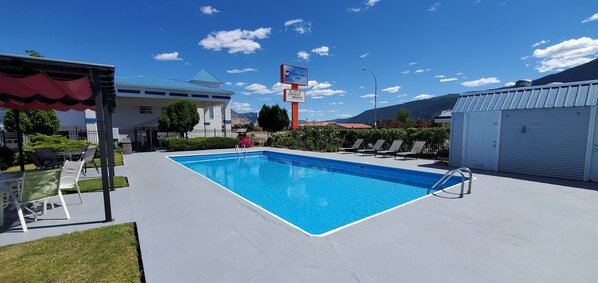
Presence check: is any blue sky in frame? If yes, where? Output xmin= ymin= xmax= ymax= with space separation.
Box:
xmin=1 ymin=1 xmax=598 ymax=121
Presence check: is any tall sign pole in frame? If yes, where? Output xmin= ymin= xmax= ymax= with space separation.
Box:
xmin=281 ymin=64 xmax=308 ymax=129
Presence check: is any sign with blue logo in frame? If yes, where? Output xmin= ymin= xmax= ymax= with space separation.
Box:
xmin=280 ymin=64 xmax=308 ymax=86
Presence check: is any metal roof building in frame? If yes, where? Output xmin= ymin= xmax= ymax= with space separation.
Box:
xmin=449 ymin=80 xmax=598 ymax=181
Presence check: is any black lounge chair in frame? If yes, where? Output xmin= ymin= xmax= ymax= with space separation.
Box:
xmin=375 ymin=140 xmax=403 ymax=158
xmin=26 ymin=151 xmax=61 ymax=169
xmin=35 ymin=148 xmax=63 ymax=167
xmin=81 ymin=146 xmax=99 ymax=174
xmin=395 ymin=141 xmax=426 ymax=160
xmin=357 ymin=139 xmax=385 ymax=155
xmin=339 ymin=139 xmax=364 ymax=153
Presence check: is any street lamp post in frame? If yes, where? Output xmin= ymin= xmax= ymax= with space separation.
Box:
xmin=362 ymin=67 xmax=377 ymax=129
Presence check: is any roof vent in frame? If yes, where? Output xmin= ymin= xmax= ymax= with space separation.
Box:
xmin=515 ymin=79 xmax=532 ymax=87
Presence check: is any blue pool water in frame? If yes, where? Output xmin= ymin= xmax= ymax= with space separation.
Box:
xmin=170 ymin=151 xmax=461 ymax=236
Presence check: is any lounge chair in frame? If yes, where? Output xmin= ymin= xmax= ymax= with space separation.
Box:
xmin=35 ymin=148 xmax=63 ymax=167
xmin=59 ymin=161 xmax=85 ymax=204
xmin=26 ymin=151 xmax=61 ymax=170
xmin=395 ymin=141 xmax=426 ymax=160
xmin=339 ymin=139 xmax=364 ymax=153
xmin=357 ymin=139 xmax=385 ymax=155
xmin=375 ymin=140 xmax=403 ymax=158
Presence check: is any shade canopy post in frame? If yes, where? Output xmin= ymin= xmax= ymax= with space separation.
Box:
xmin=92 ymin=69 xmax=113 ymax=222
xmin=15 ymin=110 xmax=25 ymax=172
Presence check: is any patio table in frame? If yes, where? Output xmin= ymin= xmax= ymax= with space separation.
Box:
xmin=53 ymin=150 xmax=84 ymax=162
xmin=0 ymin=172 xmax=23 ymax=227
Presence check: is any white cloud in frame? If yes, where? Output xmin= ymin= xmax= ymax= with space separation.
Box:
xmin=311 ymin=81 xmax=332 ymax=90
xmin=235 ymin=82 xmax=246 ymax=87
xmin=521 ymin=56 xmax=530 ymax=60
xmin=284 ymin=19 xmax=303 ymax=26
xmin=440 ymin=78 xmax=458 ymax=82
xmin=200 ymin=6 xmax=220 ymax=15
xmin=378 ymin=101 xmax=388 ymax=104
xmin=409 ymin=62 xmax=418 ymax=65
xmin=504 ymin=82 xmax=516 ymax=87
xmin=429 ymin=3 xmax=441 ymax=12
xmin=245 ymin=83 xmax=273 ymax=94
xmin=455 ymin=72 xmax=464 ymax=75
xmin=498 ymin=2 xmax=506 ymax=6
xmin=224 ymin=82 xmax=232 ymax=86
xmin=361 ymin=93 xmax=375 ymax=98
xmin=297 ymin=51 xmax=310 ymax=61
xmin=435 ymin=75 xmax=445 ymax=78
xmin=337 ymin=114 xmax=352 ymax=118
xmin=414 ymin=94 xmax=434 ymax=100
xmin=582 ymin=13 xmax=598 ymax=23
xmin=415 ymin=69 xmax=424 ymax=73
xmin=271 ymin=82 xmax=291 ymax=93
xmin=199 ymin=27 xmax=272 ymax=54
xmin=227 ymin=68 xmax=257 ymax=74
xmin=531 ymin=40 xmax=550 ymax=48
xmin=366 ymin=0 xmax=381 ymax=7
xmin=311 ymin=96 xmax=324 ymax=99
xmin=284 ymin=18 xmax=312 ymax=34
xmin=153 ymin=51 xmax=182 ymax=61
xmin=461 ymin=77 xmax=500 ymax=87
xmin=311 ymin=46 xmax=329 ymax=56
xmin=382 ymin=86 xmax=401 ymax=93
xmin=402 ymin=70 xmax=410 ymax=74
xmin=347 ymin=7 xmax=362 ymax=12
xmin=330 ymin=102 xmax=344 ymax=105
xmin=360 ymin=52 xmax=370 ymax=58
xmin=532 ymin=37 xmax=598 ymax=72
xmin=231 ymin=102 xmax=251 ymax=111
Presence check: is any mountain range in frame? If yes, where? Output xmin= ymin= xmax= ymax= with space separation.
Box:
xmin=233 ymin=58 xmax=598 ymax=125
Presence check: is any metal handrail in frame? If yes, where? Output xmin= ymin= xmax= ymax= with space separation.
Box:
xmin=234 ymin=144 xmax=248 ymax=156
xmin=429 ymin=167 xmax=472 ymax=198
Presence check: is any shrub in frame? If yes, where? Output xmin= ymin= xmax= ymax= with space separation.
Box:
xmin=268 ymin=126 xmax=449 ymax=154
xmin=239 ymin=137 xmax=252 ymax=148
xmin=164 ymin=137 xmax=238 ymax=151
xmin=25 ymin=134 xmax=91 ymax=152
xmin=0 ymin=145 xmax=15 ymax=171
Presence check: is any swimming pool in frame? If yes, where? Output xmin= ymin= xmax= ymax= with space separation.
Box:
xmin=169 ymin=151 xmax=462 ymax=236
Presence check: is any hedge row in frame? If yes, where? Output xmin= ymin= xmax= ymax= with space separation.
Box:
xmin=164 ymin=137 xmax=238 ymax=151
xmin=25 ymin=134 xmax=91 ymax=152
xmin=268 ymin=126 xmax=449 ymax=153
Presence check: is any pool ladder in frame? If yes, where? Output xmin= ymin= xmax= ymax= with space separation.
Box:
xmin=235 ymin=144 xmax=248 ymax=157
xmin=428 ymin=167 xmax=472 ymax=198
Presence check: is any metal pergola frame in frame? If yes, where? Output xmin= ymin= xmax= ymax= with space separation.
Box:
xmin=0 ymin=53 xmax=117 ymax=222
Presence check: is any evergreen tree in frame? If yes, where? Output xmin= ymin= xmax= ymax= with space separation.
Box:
xmin=158 ymin=99 xmax=200 ymax=137
xmin=257 ymin=104 xmax=289 ymax=132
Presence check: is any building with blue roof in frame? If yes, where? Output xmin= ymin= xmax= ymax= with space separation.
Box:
xmin=53 ymin=69 xmax=235 ymax=151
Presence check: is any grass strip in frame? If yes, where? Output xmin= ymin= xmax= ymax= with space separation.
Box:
xmin=0 ymin=223 xmax=143 ymax=283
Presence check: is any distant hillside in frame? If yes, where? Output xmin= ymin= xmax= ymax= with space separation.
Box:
xmin=335 ymin=93 xmax=460 ymax=124
xmin=231 ymin=110 xmax=257 ymax=124
xmin=533 ymin=58 xmax=598 ymax=85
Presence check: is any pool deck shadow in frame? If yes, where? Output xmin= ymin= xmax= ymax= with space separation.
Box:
xmin=2 ymin=147 xmax=598 ymax=282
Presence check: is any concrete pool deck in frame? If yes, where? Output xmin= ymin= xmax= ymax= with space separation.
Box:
xmin=2 ymin=147 xmax=598 ymax=282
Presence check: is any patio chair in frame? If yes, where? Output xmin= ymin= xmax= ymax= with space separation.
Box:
xmin=12 ymin=169 xmax=70 ymax=232
xmin=81 ymin=146 xmax=99 ymax=175
xmin=26 ymin=151 xmax=60 ymax=170
xmin=375 ymin=140 xmax=403 ymax=158
xmin=339 ymin=138 xmax=364 ymax=153
xmin=59 ymin=161 xmax=85 ymax=204
xmin=357 ymin=139 xmax=385 ymax=155
xmin=395 ymin=141 xmax=426 ymax=160
xmin=35 ymin=148 xmax=63 ymax=167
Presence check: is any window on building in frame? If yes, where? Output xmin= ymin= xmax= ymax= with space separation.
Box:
xmin=140 ymin=106 xmax=152 ymax=114
xmin=209 ymin=108 xmax=214 ymax=119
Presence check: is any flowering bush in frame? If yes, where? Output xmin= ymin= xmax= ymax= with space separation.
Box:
xmin=239 ymin=137 xmax=252 ymax=148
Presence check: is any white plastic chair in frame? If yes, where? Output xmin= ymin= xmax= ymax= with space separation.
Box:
xmin=59 ymin=160 xmax=85 ymax=204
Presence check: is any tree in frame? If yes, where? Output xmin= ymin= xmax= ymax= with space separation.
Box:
xmin=3 ymin=109 xmax=60 ymax=135
xmin=257 ymin=104 xmax=289 ymax=132
xmin=158 ymin=99 xmax=200 ymax=137
xmin=25 ymin=50 xmax=44 ymax=58
xmin=394 ymin=108 xmax=413 ymax=128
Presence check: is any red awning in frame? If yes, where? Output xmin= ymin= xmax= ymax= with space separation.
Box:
xmin=0 ymin=72 xmax=94 ymax=111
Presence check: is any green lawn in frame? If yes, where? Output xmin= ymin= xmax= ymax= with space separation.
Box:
xmin=70 ymin=176 xmax=129 ymax=193
xmin=0 ymin=223 xmax=143 ymax=282
xmin=4 ymin=152 xmax=124 ymax=173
